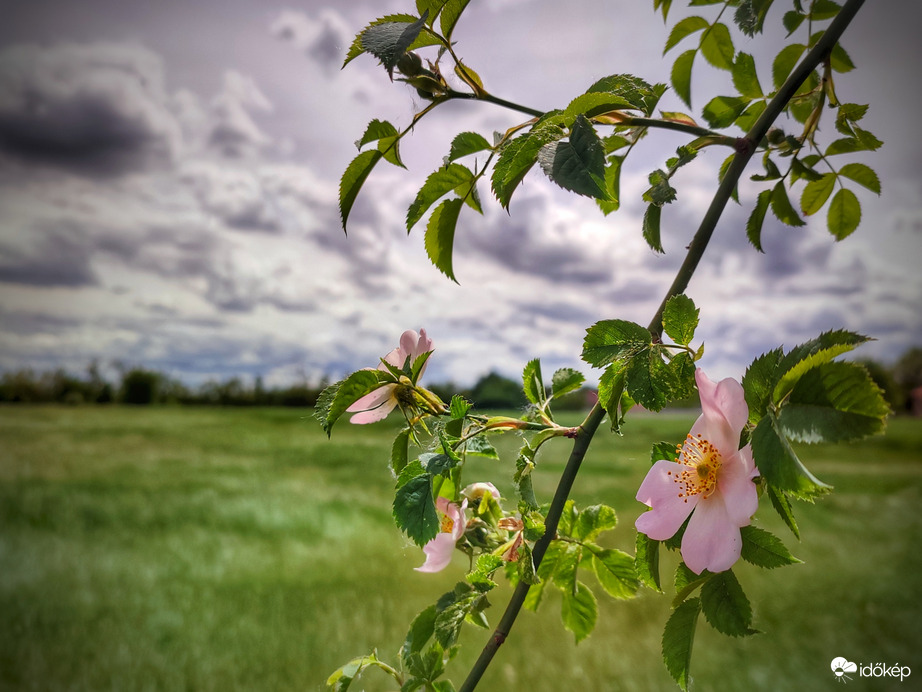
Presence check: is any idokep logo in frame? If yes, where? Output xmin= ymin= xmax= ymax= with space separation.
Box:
xmin=831 ymin=657 xmax=912 ymax=683
xmin=831 ymin=657 xmax=858 ymax=683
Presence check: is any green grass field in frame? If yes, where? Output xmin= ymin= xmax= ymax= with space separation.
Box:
xmin=1 ymin=405 xmax=920 ymax=691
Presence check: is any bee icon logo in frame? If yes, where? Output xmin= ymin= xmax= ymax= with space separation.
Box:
xmin=831 ymin=657 xmax=858 ymax=683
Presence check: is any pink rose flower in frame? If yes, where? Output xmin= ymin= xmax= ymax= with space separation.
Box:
xmin=415 ymin=497 xmax=467 ymax=573
xmin=347 ymin=329 xmax=433 ymax=424
xmin=635 ymin=369 xmax=759 ymax=574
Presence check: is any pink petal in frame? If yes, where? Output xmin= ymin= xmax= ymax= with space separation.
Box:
xmin=716 ymin=446 xmax=759 ymax=526
xmin=635 ymin=460 xmax=698 ymax=540
xmin=414 ymin=533 xmax=457 ymax=573
xmin=399 ymin=330 xmax=419 ymax=359
xmin=347 ymin=384 xmax=397 ymax=424
xmin=693 ymin=370 xmax=748 ymax=458
xmin=681 ymin=493 xmax=742 ymax=574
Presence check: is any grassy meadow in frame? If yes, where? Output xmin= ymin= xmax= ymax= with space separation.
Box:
xmin=0 ymin=405 xmax=920 ymax=691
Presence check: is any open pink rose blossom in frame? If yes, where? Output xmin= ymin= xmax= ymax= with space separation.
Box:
xmin=635 ymin=369 xmax=759 ymax=574
xmin=347 ymin=329 xmax=433 ymax=424
xmin=415 ymin=497 xmax=467 ymax=573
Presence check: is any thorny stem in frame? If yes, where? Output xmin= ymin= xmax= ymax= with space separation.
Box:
xmin=458 ymin=1 xmax=865 ymax=689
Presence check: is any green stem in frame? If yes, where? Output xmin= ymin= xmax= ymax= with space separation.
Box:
xmin=458 ymin=1 xmax=865 ymax=689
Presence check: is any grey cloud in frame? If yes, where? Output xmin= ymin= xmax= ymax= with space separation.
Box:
xmin=0 ymin=229 xmax=97 ymax=287
xmin=467 ymin=196 xmax=614 ymax=285
xmin=0 ymin=42 xmax=181 ymax=176
xmin=207 ymin=71 xmax=273 ymax=158
xmin=271 ymin=9 xmax=351 ymax=70
xmin=181 ymin=162 xmax=280 ymax=233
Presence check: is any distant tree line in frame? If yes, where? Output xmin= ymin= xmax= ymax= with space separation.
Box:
xmin=2 ymin=348 xmax=921 ymax=414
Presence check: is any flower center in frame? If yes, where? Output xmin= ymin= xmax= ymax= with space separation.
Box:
xmin=667 ymin=433 xmax=723 ymax=502
xmin=440 ymin=515 xmax=455 ymax=533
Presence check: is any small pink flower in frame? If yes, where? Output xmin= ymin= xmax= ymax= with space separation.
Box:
xmin=635 ymin=369 xmax=759 ymax=574
xmin=347 ymin=329 xmax=433 ymax=424
xmin=415 ymin=497 xmax=467 ymax=573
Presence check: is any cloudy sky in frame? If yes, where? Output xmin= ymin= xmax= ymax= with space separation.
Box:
xmin=1 ymin=0 xmax=920 ymax=390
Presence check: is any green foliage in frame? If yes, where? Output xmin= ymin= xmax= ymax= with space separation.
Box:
xmin=552 ymin=368 xmax=585 ymax=399
xmin=522 ymin=358 xmax=546 ymax=406
xmin=393 ymin=472 xmax=439 ymax=546
xmin=740 ymin=525 xmax=801 ymax=568
xmin=315 ymin=370 xmax=391 ymax=437
xmin=700 ymin=570 xmax=757 ymax=637
xmin=408 ymin=164 xmax=481 ymax=232
xmin=662 ymin=294 xmax=699 ymax=346
xmin=538 ymin=115 xmax=610 ymax=200
xmin=424 ymin=198 xmax=464 ymax=283
xmin=445 ymin=131 xmax=492 ymax=163
xmin=662 ymin=597 xmax=701 ymax=691
xmin=340 ymin=149 xmax=383 ymax=232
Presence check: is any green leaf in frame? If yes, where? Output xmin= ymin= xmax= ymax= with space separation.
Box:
xmin=664 ymin=15 xmax=709 ymax=54
xmin=401 ymin=604 xmax=437 ymax=661
xmin=583 ymin=74 xmax=665 ymax=116
xmin=315 ymin=369 xmax=390 ymax=436
xmin=751 ymin=412 xmax=832 ymax=498
xmin=830 ymin=42 xmax=855 ymax=73
xmin=662 ymin=598 xmax=701 ymax=692
xmin=778 ymin=361 xmax=890 ymax=443
xmin=800 ymin=172 xmax=837 ymax=215
xmin=662 ymin=294 xmax=698 ymax=346
xmin=598 ymin=362 xmax=628 ymax=432
xmin=522 ymin=358 xmax=546 ymax=406
xmin=464 ymin=434 xmax=498 ymax=459
xmin=596 ymin=154 xmax=623 ymax=215
xmin=439 ymin=0 xmax=471 ymax=39
xmin=773 ymin=330 xmax=870 ymax=404
xmin=783 ymin=10 xmax=805 ymax=35
xmin=809 ymin=0 xmax=842 ymax=20
xmin=770 ymin=181 xmax=805 ymax=226
xmin=408 ymin=164 xmax=477 ymax=231
xmin=450 ymin=394 xmax=471 ymax=419
xmin=702 ymin=95 xmax=749 ymax=129
xmin=772 ymin=43 xmax=806 ymax=89
xmin=391 ymin=428 xmax=411 ymax=475
xmin=742 ymin=347 xmax=784 ymax=424
xmin=327 ymin=652 xmax=395 ymax=691
xmin=445 ymin=131 xmax=491 ymax=163
xmin=746 ymin=189 xmax=772 ymax=252
xmin=551 ymin=368 xmax=585 ymax=399
xmin=671 ymin=49 xmax=696 ymax=108
xmin=538 ymin=115 xmax=609 ymax=200
xmin=360 ymin=13 xmax=430 ymax=78
xmin=827 ymin=187 xmax=861 ymax=240
xmin=837 ymin=162 xmax=880 ymax=194
xmin=626 ymin=348 xmax=679 ymax=412
xmin=564 ymin=92 xmax=634 ymax=121
xmin=574 ymin=504 xmax=618 ymax=542
xmin=700 ymin=570 xmax=756 ymax=637
xmin=642 ymin=203 xmax=663 ymax=254
xmin=582 ymin=320 xmax=651 ymax=368
xmin=561 ymin=581 xmax=598 ymax=643
xmin=590 ymin=547 xmax=639 ymax=599
xmin=492 ymin=121 xmax=566 ymax=208
xmin=699 ymin=22 xmax=735 ymax=71
xmin=740 ymin=525 xmax=801 ymax=568
xmin=356 ymin=119 xmax=399 ymax=149
xmin=635 ymin=532 xmax=662 ymax=592
xmin=673 ymin=563 xmax=710 ymax=606
xmin=424 ymin=198 xmax=463 ymax=283
xmin=393 ymin=473 xmax=439 ymax=546
xmin=734 ymin=0 xmax=773 ymax=36
xmin=733 ymin=99 xmax=765 ymax=133
xmin=340 ymin=150 xmax=383 ymax=232
xmin=643 ymin=169 xmax=677 ymax=207
xmin=732 ymin=52 xmax=763 ymax=98
xmin=767 ymin=486 xmax=801 ymax=539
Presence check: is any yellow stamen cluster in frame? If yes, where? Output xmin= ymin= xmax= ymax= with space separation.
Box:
xmin=665 ymin=433 xmax=723 ymax=503
xmin=440 ymin=515 xmax=455 ymax=534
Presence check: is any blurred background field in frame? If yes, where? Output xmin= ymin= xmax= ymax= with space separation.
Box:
xmin=0 ymin=405 xmax=920 ymax=691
